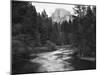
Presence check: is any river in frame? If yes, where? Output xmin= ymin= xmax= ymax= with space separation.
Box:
xmin=30 ymin=48 xmax=74 ymax=72
xmin=13 ymin=47 xmax=96 ymax=74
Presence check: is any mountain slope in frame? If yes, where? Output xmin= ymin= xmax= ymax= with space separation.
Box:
xmin=51 ymin=8 xmax=73 ymax=23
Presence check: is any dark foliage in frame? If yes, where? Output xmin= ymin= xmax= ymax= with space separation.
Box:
xmin=60 ymin=5 xmax=96 ymax=57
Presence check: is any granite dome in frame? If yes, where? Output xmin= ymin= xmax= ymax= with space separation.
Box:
xmin=51 ymin=8 xmax=73 ymax=23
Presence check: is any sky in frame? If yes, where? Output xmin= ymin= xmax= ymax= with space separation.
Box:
xmin=32 ymin=2 xmax=75 ymax=17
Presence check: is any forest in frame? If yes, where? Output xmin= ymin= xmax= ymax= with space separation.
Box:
xmin=12 ymin=1 xmax=96 ymax=74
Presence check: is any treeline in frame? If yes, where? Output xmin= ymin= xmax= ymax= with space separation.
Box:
xmin=12 ymin=1 xmax=56 ymax=46
xmin=12 ymin=1 xmax=96 ymax=60
xmin=60 ymin=5 xmax=96 ymax=57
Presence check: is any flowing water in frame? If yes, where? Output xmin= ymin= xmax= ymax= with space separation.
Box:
xmin=13 ymin=47 xmax=95 ymax=74
xmin=30 ymin=48 xmax=75 ymax=72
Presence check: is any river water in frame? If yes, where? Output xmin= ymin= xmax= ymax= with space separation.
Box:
xmin=29 ymin=47 xmax=96 ymax=73
xmin=13 ymin=47 xmax=95 ymax=74
xmin=30 ymin=48 xmax=76 ymax=72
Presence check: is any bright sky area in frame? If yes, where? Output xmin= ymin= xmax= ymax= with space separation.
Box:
xmin=32 ymin=2 xmax=75 ymax=17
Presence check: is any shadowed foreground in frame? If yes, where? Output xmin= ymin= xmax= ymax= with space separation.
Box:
xmin=12 ymin=47 xmax=96 ymax=74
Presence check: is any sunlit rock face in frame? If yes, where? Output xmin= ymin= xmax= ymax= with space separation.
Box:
xmin=51 ymin=8 xmax=73 ymax=23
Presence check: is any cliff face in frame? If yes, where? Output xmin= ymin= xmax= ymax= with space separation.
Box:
xmin=51 ymin=8 xmax=73 ymax=23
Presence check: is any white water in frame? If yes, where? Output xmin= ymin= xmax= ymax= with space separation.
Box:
xmin=30 ymin=48 xmax=74 ymax=72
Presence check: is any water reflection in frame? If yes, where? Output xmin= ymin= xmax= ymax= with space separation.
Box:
xmin=30 ymin=48 xmax=75 ymax=72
